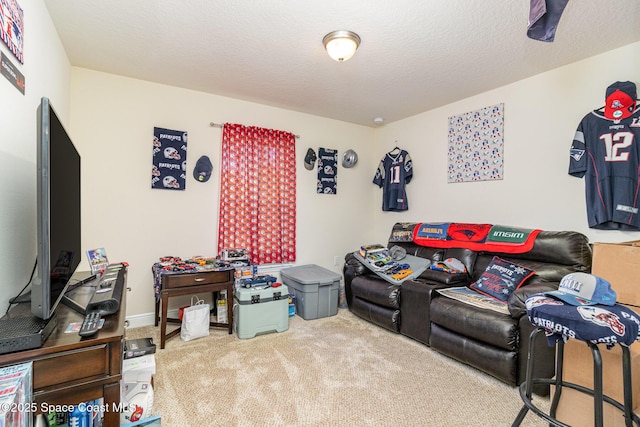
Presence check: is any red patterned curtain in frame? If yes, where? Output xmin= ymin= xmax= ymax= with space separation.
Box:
xmin=218 ymin=123 xmax=296 ymax=264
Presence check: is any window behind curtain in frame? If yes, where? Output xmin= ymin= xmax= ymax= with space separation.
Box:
xmin=217 ymin=123 xmax=296 ymax=265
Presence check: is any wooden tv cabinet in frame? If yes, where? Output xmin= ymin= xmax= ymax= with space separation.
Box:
xmin=0 ymin=283 xmax=127 ymax=427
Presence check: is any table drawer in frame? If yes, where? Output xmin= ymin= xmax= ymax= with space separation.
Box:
xmin=34 ymin=344 xmax=110 ymax=389
xmin=163 ymin=271 xmax=231 ymax=289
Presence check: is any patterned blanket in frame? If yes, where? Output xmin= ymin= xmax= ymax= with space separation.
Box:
xmin=410 ymin=222 xmax=542 ymax=254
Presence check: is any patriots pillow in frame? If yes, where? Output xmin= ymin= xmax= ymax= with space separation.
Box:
xmin=470 ymin=256 xmax=535 ymax=303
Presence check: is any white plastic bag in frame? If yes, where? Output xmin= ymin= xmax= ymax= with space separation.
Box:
xmin=180 ymin=296 xmax=210 ymax=342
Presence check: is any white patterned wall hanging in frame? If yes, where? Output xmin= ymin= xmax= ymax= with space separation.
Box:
xmin=447 ymin=103 xmax=504 ymax=183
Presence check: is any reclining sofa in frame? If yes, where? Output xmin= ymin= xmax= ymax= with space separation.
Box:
xmin=343 ymin=222 xmax=592 ymax=391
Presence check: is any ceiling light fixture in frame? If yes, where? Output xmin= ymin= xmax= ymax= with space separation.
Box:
xmin=323 ymin=30 xmax=361 ymax=62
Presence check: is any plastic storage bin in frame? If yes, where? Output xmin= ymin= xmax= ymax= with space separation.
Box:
xmin=233 ymin=284 xmax=289 ymax=339
xmin=280 ymin=264 xmax=341 ymax=320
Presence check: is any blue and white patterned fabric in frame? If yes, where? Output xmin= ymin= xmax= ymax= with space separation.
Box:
xmin=526 ymin=294 xmax=640 ymax=347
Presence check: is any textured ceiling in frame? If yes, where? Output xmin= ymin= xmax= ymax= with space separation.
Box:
xmin=44 ymin=0 xmax=640 ymax=127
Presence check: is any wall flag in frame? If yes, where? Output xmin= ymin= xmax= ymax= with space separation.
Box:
xmin=447 ymin=103 xmax=504 ymax=183
xmin=0 ymin=0 xmax=24 ymax=64
xmin=317 ymin=147 xmax=337 ymax=194
xmin=152 ymin=127 xmax=188 ymax=190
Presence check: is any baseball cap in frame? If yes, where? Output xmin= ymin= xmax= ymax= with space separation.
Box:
xmin=304 ymin=148 xmax=317 ymax=170
xmin=604 ymin=81 xmax=637 ymax=120
xmin=545 ymin=272 xmax=617 ymax=306
xmin=389 ymin=245 xmax=407 ymax=261
xmin=193 ymin=155 xmax=213 ymax=182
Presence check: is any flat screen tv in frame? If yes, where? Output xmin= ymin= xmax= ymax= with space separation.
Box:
xmin=31 ymin=97 xmax=82 ymax=320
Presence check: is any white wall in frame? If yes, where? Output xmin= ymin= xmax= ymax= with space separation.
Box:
xmin=69 ymin=69 xmax=375 ymax=319
xmin=0 ymin=0 xmax=71 ymax=314
xmin=371 ymin=41 xmax=640 ymax=245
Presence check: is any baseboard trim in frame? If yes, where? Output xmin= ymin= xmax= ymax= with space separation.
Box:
xmin=126 ymin=308 xmax=181 ymax=329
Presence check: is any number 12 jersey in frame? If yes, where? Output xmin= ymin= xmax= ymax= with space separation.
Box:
xmin=569 ymin=108 xmax=640 ymax=230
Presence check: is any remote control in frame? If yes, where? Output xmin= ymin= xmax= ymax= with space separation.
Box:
xmin=78 ymin=311 xmax=102 ymax=337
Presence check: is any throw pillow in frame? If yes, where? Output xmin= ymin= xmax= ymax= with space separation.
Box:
xmin=470 ymin=256 xmax=535 ymax=302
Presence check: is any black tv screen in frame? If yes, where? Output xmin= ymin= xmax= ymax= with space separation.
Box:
xmin=31 ymin=97 xmax=81 ymax=320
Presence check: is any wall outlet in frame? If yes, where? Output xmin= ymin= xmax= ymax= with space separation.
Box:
xmin=333 ymin=255 xmax=340 ymax=266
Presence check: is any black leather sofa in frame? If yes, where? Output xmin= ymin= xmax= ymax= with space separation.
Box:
xmin=343 ymin=223 xmax=592 ymax=392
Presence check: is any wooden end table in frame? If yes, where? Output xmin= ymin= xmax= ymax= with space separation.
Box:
xmin=154 ymin=268 xmax=234 ymax=349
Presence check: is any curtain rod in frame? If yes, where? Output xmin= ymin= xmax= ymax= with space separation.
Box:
xmin=210 ymin=122 xmax=300 ymax=139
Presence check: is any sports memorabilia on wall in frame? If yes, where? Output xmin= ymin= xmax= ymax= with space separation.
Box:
xmin=0 ymin=51 xmax=24 ymax=94
xmin=569 ymin=81 xmax=640 ymax=230
xmin=448 ymin=103 xmax=504 ymax=183
xmin=0 ymin=0 xmax=24 ymax=64
xmin=152 ymin=127 xmax=188 ymax=191
xmin=373 ymin=147 xmax=413 ymax=211
xmin=342 ymin=149 xmax=358 ymax=168
xmin=317 ymin=147 xmax=337 ymax=194
xmin=193 ymin=155 xmax=213 ymax=183
xmin=304 ymin=148 xmax=316 ymax=170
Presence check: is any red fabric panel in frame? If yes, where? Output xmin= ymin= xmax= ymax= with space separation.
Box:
xmin=218 ymin=123 xmax=296 ymax=264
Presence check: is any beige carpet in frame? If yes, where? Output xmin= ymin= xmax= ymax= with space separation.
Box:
xmin=126 ymin=309 xmax=550 ymax=426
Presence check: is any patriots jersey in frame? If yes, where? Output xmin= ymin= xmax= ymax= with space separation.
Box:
xmin=569 ymin=108 xmax=640 ymax=230
xmin=373 ymin=149 xmax=413 ymax=211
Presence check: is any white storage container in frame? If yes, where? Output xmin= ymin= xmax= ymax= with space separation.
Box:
xmin=233 ymin=284 xmax=289 ymax=339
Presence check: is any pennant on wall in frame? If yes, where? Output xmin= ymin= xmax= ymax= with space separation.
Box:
xmin=1 ymin=0 xmax=24 ymax=64
xmin=152 ymin=127 xmax=188 ymax=190
xmin=317 ymin=147 xmax=337 ymax=194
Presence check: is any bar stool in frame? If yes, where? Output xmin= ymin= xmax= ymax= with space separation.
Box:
xmin=512 ymin=295 xmax=640 ymax=427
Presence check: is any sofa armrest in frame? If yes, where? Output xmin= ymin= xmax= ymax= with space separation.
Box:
xmin=415 ymin=269 xmax=470 ymax=286
xmin=508 ymin=282 xmax=558 ymax=318
xmin=400 ymin=279 xmax=454 ymax=345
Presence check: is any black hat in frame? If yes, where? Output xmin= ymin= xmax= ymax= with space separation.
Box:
xmin=193 ymin=155 xmax=213 ymax=182
xmin=304 ymin=148 xmax=317 ymax=170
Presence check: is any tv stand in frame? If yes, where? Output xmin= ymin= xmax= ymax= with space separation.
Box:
xmin=0 ymin=272 xmax=127 ymax=427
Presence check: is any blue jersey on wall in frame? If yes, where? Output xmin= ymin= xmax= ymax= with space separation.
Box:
xmin=569 ymin=108 xmax=640 ymax=230
xmin=373 ymin=149 xmax=413 ymax=211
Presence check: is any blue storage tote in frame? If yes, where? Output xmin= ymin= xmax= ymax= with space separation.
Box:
xmin=280 ymin=264 xmax=341 ymax=320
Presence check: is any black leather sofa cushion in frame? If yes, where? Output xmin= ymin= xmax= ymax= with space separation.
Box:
xmin=430 ymin=296 xmax=518 ymax=352
xmin=350 ymin=296 xmax=400 ymax=332
xmin=416 ymin=269 xmax=468 ymax=285
xmin=430 ymin=323 xmax=518 ymax=385
xmin=350 ymin=275 xmax=401 ymax=309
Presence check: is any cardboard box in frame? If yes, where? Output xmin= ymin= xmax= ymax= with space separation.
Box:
xmin=552 ymin=387 xmax=639 ymax=426
xmin=122 ymin=354 xmax=156 ymax=383
xmin=592 ymin=241 xmax=640 ymax=308
xmin=562 ymin=339 xmax=640 ymax=408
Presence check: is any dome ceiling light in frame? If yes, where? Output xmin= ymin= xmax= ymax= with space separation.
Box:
xmin=323 ymin=30 xmax=361 ymax=62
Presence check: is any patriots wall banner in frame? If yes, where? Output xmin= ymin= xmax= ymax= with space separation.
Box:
xmin=317 ymin=147 xmax=337 ymax=194
xmin=0 ymin=0 xmax=23 ymax=64
xmin=569 ymin=106 xmax=640 ymax=230
xmin=152 ymin=127 xmax=188 ymax=191
xmin=448 ymin=104 xmax=503 ymax=183
xmin=373 ymin=148 xmax=413 ymax=211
